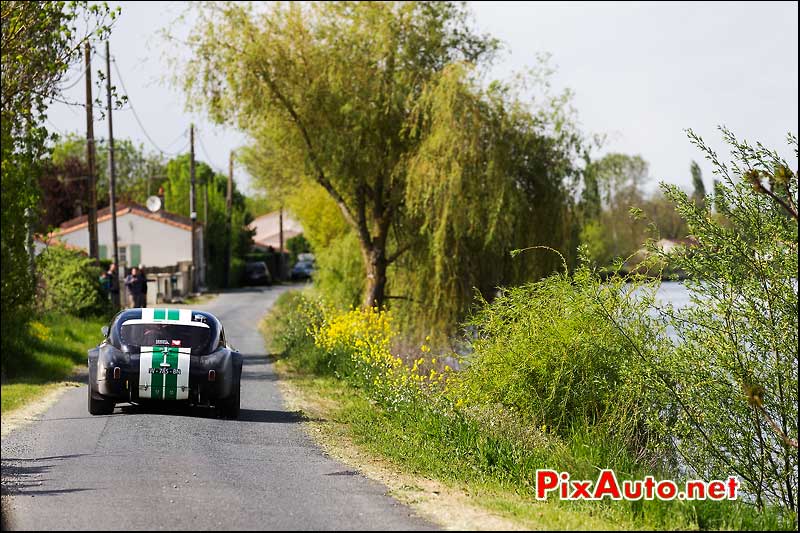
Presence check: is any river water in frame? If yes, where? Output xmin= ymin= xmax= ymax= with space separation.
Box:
xmin=654 ymin=280 xmax=692 ymax=309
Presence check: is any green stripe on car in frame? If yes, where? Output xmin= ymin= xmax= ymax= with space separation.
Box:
xmin=150 ymin=348 xmax=164 ymax=399
xmin=163 ymin=348 xmax=180 ymax=400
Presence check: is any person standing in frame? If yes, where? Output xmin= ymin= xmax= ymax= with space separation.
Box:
xmin=136 ymin=264 xmax=148 ymax=308
xmin=125 ymin=266 xmax=145 ymax=309
xmin=101 ymin=263 xmax=120 ymax=304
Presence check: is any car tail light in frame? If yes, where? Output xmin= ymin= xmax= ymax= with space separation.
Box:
xmin=113 ymin=367 xmax=121 ymax=380
xmin=208 ymin=370 xmax=216 ymax=382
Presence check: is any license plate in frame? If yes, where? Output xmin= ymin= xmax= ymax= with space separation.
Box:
xmin=148 ymin=368 xmax=182 ymax=375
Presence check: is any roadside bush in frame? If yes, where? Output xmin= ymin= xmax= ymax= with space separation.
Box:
xmin=313 ymin=231 xmax=364 ymax=310
xmin=286 ymin=233 xmax=310 ymax=265
xmin=261 ymin=291 xmax=327 ymax=373
xmin=442 ymin=257 xmax=687 ymax=480
xmin=648 ymin=129 xmax=798 ymax=512
xmin=230 ymin=257 xmax=246 ymax=288
xmin=451 ymin=266 xmax=664 ymax=441
xmin=35 ymin=244 xmax=109 ymax=317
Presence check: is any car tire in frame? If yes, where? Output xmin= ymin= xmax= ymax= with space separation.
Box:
xmin=220 ymin=375 xmax=241 ymax=420
xmin=88 ymin=377 xmax=115 ymax=415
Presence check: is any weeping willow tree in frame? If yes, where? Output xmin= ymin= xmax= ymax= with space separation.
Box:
xmin=395 ymin=63 xmax=583 ymax=333
xmin=176 ymin=1 xmax=584 ymax=332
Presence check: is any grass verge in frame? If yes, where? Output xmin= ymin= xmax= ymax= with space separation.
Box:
xmin=275 ymin=358 xmax=792 ymax=531
xmin=275 ymin=359 xmax=622 ymax=530
xmin=1 ymin=312 xmax=107 ymax=414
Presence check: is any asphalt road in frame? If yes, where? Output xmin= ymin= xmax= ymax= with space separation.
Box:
xmin=1 ymin=286 xmax=434 ymax=531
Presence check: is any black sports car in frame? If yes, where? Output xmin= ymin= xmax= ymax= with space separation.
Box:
xmin=88 ymin=308 xmax=242 ymax=418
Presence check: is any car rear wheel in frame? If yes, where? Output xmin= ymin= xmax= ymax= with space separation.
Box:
xmin=88 ymin=380 xmax=115 ymax=415
xmin=220 ymin=376 xmax=241 ymax=420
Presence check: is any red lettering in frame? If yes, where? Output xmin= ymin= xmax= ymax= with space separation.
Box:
xmin=726 ymin=476 xmax=739 ymax=500
xmin=570 ymin=481 xmax=592 ymax=500
xmin=643 ymin=476 xmax=656 ymax=499
xmin=656 ymin=480 xmax=678 ymax=500
xmin=686 ymin=480 xmax=705 ymax=500
xmin=708 ymin=480 xmax=726 ymax=500
xmin=623 ymin=480 xmax=643 ymax=500
xmin=593 ymin=470 xmax=621 ymax=500
xmin=536 ymin=470 xmax=559 ymax=500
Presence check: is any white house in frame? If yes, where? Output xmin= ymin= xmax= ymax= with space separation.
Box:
xmin=249 ymin=209 xmax=303 ymax=251
xmin=54 ymin=203 xmax=195 ymax=269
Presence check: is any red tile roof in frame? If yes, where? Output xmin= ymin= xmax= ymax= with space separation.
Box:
xmin=57 ymin=202 xmax=193 ymax=235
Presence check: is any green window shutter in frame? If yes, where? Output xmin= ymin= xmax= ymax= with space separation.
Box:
xmin=99 ymin=245 xmax=107 ymax=260
xmin=130 ymin=244 xmax=141 ymax=267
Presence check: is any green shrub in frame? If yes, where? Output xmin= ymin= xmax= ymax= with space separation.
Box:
xmin=452 ymin=266 xmax=663 ymax=437
xmin=313 ymin=231 xmax=364 ymax=310
xmin=286 ymin=233 xmax=310 ymax=265
xmin=266 ymin=285 xmax=793 ymax=530
xmin=230 ymin=257 xmax=246 ymax=288
xmin=647 ymin=129 xmax=798 ymax=512
xmin=260 ymin=291 xmax=327 ymax=372
xmin=35 ymin=244 xmax=109 ymax=316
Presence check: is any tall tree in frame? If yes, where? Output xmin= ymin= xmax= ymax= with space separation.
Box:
xmin=581 ymin=153 xmax=602 ymax=221
xmin=690 ymin=160 xmax=706 ymax=208
xmin=1 ymin=1 xmax=117 ymax=368
xmin=179 ymin=1 xmax=498 ymax=309
xmin=580 ymin=153 xmax=650 ymax=265
xmin=178 ymin=1 xmax=583 ymax=318
xmin=38 ymin=153 xmax=90 ymax=230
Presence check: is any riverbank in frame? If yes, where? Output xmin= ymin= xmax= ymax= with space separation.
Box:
xmin=262 ymin=290 xmax=792 ymax=531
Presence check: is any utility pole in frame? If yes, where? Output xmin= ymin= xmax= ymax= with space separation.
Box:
xmin=203 ymin=168 xmax=208 ymax=288
xmin=106 ymin=41 xmax=120 ymax=309
xmin=190 ymin=123 xmax=197 ymax=293
xmin=225 ymin=151 xmax=233 ymax=288
xmin=84 ymin=41 xmax=98 ymax=260
xmin=278 ymin=205 xmax=284 ymax=281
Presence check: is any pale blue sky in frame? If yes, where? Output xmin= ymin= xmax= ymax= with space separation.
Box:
xmin=46 ymin=1 xmax=799 ymax=196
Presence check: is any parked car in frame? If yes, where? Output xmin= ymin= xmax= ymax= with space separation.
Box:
xmin=244 ymin=261 xmax=272 ymax=286
xmin=291 ymin=259 xmax=316 ymax=281
xmin=87 ymin=308 xmax=242 ymax=418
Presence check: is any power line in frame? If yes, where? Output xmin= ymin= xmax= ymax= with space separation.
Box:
xmin=111 ymin=55 xmax=186 ymax=157
xmin=46 ymin=118 xmax=68 ymax=137
xmin=58 ymin=64 xmax=88 ymax=91
xmin=195 ymin=129 xmax=228 ymax=176
xmin=164 ymin=128 xmax=189 ymax=151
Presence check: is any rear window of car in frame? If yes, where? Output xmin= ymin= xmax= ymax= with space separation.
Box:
xmin=119 ymin=322 xmax=215 ymax=355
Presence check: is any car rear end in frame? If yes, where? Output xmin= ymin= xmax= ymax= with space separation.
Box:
xmin=89 ymin=308 xmax=241 ymax=416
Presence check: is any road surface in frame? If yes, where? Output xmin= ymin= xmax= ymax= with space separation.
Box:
xmin=1 ymin=286 xmax=434 ymax=530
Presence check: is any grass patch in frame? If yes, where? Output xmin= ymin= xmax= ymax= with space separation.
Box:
xmin=1 ymin=312 xmax=108 ymax=414
xmin=0 ymin=382 xmax=65 ymax=414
